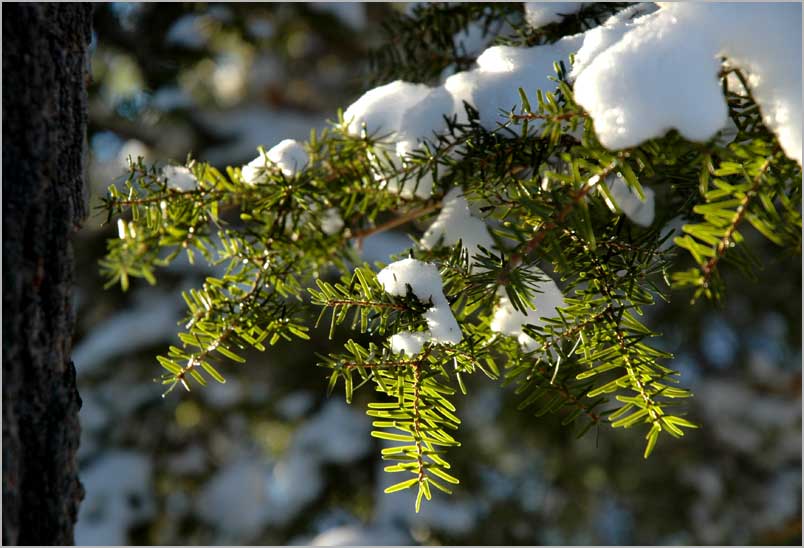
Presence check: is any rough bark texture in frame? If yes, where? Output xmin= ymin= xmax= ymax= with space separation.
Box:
xmin=2 ymin=3 xmax=92 ymax=545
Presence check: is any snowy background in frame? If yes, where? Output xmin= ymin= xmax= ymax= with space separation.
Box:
xmin=73 ymin=3 xmax=801 ymax=545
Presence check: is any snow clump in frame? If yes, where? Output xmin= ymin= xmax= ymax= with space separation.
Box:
xmin=320 ymin=207 xmax=344 ymax=235
xmin=376 ymin=257 xmax=445 ymax=301
xmin=343 ymin=80 xmax=433 ymax=139
xmin=343 ymin=81 xmax=438 ymax=199
xmin=572 ymin=3 xmax=802 ymax=164
xmin=594 ymin=173 xmax=655 ymax=228
xmin=490 ymin=267 xmax=566 ymax=351
xmin=242 ymin=138 xmax=309 ymax=184
xmin=420 ymin=186 xmax=495 ymax=269
xmin=524 ymin=2 xmax=585 ymax=29
xmin=162 ymin=165 xmax=198 ymax=191
xmin=241 ymin=155 xmax=268 ymax=185
xmin=342 ymin=34 xmax=584 ymax=199
xmin=377 ymin=258 xmax=463 ymax=355
xmin=338 ymin=1 xmax=801 ymax=209
xmin=390 ymin=331 xmax=431 ymax=358
xmin=569 ymin=3 xmax=658 ymax=77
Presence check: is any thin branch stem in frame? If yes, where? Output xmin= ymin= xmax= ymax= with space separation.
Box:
xmin=500 ymin=179 xmax=597 ymax=280
xmin=499 ymin=161 xmax=620 ymax=284
xmin=412 ymin=356 xmax=426 ymax=485
xmin=701 ymin=154 xmax=774 ymax=286
xmin=324 ymin=298 xmax=410 ymax=311
xmin=350 ymin=201 xmax=442 ymax=243
xmin=344 ymin=359 xmax=422 ymax=370
xmin=586 ymin=244 xmax=661 ymax=420
xmin=170 ymin=269 xmax=267 ymax=393
xmin=530 ymin=305 xmax=613 ymax=357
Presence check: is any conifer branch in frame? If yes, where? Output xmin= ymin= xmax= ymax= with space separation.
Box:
xmin=501 ymin=166 xmax=607 ymax=279
xmin=96 ymin=1 xmax=800 ymax=510
xmin=701 ymin=153 xmax=774 ymax=286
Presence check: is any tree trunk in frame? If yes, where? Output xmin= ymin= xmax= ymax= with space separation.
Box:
xmin=2 ymin=3 xmax=92 ymax=545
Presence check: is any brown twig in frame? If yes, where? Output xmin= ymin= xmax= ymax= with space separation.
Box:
xmin=499 ymin=161 xmax=622 ymax=283
xmin=500 ymin=179 xmax=597 ymax=281
xmin=350 ymin=202 xmax=442 ymax=244
xmin=412 ymin=357 xmax=426 ymax=484
xmin=343 ymin=359 xmax=422 ymax=370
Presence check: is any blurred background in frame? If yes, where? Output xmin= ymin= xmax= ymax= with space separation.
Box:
xmin=74 ymin=3 xmax=802 ymax=545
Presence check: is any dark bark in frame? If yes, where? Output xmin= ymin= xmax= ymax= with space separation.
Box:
xmin=2 ymin=3 xmax=92 ymax=545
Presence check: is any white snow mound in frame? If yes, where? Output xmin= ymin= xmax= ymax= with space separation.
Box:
xmin=377 ymin=258 xmax=463 ymax=351
xmin=524 ymin=2 xmax=585 ymax=29
xmin=420 ymin=187 xmax=495 ymax=269
xmin=490 ymin=267 xmax=566 ymax=351
xmin=573 ymin=3 xmax=802 ymax=164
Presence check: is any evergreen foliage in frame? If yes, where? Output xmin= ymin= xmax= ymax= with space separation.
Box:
xmin=99 ymin=3 xmax=802 ymax=511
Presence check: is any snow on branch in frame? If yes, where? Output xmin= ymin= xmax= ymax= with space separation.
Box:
xmin=573 ymin=2 xmax=801 ymax=164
